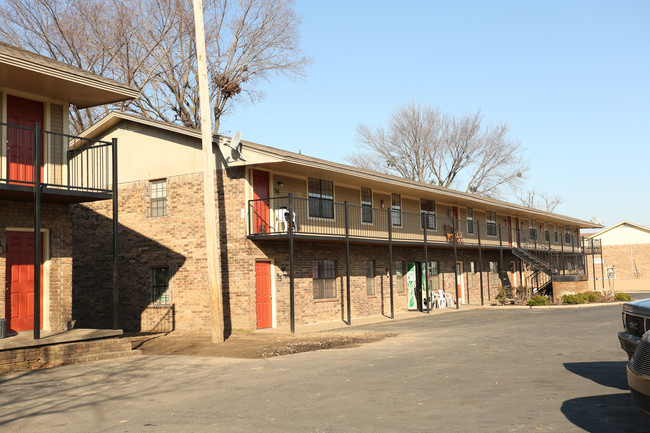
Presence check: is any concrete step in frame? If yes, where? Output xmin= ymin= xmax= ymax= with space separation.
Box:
xmin=40 ymin=338 xmax=138 ymax=365
xmin=67 ymin=349 xmax=142 ymax=365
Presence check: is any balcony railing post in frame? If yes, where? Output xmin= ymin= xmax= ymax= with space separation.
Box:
xmin=592 ymin=247 xmax=597 ymax=291
xmin=548 ymin=237 xmax=554 ymax=275
xmin=477 ymin=221 xmax=484 ymax=305
xmin=345 ymin=201 xmax=351 ymax=325
xmin=452 ymin=217 xmax=459 ymax=309
xmin=33 ymin=123 xmax=42 ymax=340
xmin=388 ymin=209 xmax=394 ymax=319
xmin=422 ymin=213 xmax=430 ymax=313
xmin=599 ymin=249 xmax=605 ymax=289
xmin=498 ymin=224 xmax=504 ymax=284
xmin=112 ymin=137 xmax=120 ymax=330
xmin=560 ymin=236 xmax=566 ymax=275
xmin=288 ymin=193 xmax=295 ymax=333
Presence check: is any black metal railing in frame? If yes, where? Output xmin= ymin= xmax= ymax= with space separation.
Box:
xmin=247 ymin=195 xmax=586 ymax=252
xmin=0 ymin=122 xmax=113 ymax=193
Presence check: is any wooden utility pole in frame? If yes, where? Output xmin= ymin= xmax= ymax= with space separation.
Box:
xmin=193 ymin=0 xmax=224 ymax=343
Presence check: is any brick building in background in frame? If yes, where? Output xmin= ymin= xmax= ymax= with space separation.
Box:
xmin=587 ymin=221 xmax=650 ymax=292
xmin=73 ymin=112 xmax=601 ymax=333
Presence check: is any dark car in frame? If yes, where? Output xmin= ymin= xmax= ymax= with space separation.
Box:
xmin=619 ymin=298 xmax=650 ymax=359
xmin=628 ymin=331 xmax=650 ymax=416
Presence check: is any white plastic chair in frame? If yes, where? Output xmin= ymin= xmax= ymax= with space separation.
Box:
xmin=440 ymin=290 xmax=454 ymax=307
xmin=432 ymin=291 xmax=446 ymax=309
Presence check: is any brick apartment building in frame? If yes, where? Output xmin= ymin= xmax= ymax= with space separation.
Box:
xmin=587 ymin=221 xmax=650 ymax=292
xmin=72 ymin=112 xmax=601 ymax=333
xmin=0 ymin=43 xmax=137 ymax=335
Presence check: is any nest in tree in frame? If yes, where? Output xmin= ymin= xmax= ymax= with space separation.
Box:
xmin=214 ymin=73 xmax=243 ymax=99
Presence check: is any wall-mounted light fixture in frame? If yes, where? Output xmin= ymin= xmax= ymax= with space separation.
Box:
xmin=277 ymin=181 xmax=284 ymax=187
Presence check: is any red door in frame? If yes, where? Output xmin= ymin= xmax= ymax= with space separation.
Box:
xmin=255 ymin=261 xmax=272 ymax=329
xmin=5 ymin=231 xmax=44 ymax=332
xmin=7 ymin=95 xmax=44 ymax=183
xmin=252 ymin=170 xmax=270 ymax=233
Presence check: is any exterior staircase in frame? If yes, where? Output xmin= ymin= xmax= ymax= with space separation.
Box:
xmin=512 ymin=246 xmax=553 ymax=276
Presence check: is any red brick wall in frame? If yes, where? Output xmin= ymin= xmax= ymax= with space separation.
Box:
xmin=71 ymin=168 xmax=544 ymax=332
xmin=0 ymin=200 xmax=73 ymax=331
xmin=599 ymin=244 xmax=650 ymax=280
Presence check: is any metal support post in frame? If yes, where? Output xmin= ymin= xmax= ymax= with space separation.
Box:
xmin=112 ymin=138 xmax=120 ymax=330
xmin=33 ymin=124 xmax=42 ymax=339
xmin=452 ymin=218 xmax=459 ymax=309
xmin=344 ymin=201 xmax=351 ymax=325
xmin=388 ymin=209 xmax=394 ymax=319
xmin=288 ymin=193 xmax=295 ymax=333
xmin=477 ymin=222 xmax=484 ymax=305
xmin=422 ymin=213 xmax=430 ymax=313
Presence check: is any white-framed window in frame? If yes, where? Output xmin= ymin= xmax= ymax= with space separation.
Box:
xmin=467 ymin=208 xmax=474 ymax=234
xmin=152 ymin=266 xmax=170 ymax=305
xmin=554 ymin=224 xmax=559 ymax=242
xmin=366 ymin=261 xmax=375 ymax=295
xmin=470 ymin=261 xmax=476 ymax=287
xmin=565 ymin=226 xmax=572 ymax=244
xmin=313 ymin=260 xmax=336 ymax=299
xmin=486 ymin=211 xmax=497 ymax=236
xmin=529 ymin=219 xmax=537 ymax=241
xmin=391 ymin=193 xmax=401 ymax=226
xmin=395 ymin=261 xmax=405 ymax=294
xmin=428 ymin=261 xmax=439 ymax=291
xmin=421 ymin=199 xmax=436 ymax=229
xmin=361 ymin=187 xmax=372 ymax=223
xmin=150 ymin=179 xmax=167 ymax=217
xmin=308 ymin=178 xmax=334 ymax=219
xmin=489 ymin=261 xmax=499 ymax=286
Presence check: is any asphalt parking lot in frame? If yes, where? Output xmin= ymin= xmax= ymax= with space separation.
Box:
xmin=1 ymin=301 xmax=648 ymax=432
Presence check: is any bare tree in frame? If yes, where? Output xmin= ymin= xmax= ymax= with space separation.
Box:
xmin=517 ymin=189 xmax=563 ymax=212
xmin=0 ymin=0 xmax=310 ymax=133
xmin=347 ymin=102 xmax=528 ymax=198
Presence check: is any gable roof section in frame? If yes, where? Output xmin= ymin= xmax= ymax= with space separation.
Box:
xmin=0 ymin=42 xmax=138 ymax=108
xmin=82 ymin=111 xmax=602 ymax=229
xmin=587 ymin=221 xmax=650 ymax=239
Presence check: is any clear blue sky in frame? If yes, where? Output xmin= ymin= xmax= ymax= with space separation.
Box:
xmin=221 ymin=0 xmax=650 ymax=230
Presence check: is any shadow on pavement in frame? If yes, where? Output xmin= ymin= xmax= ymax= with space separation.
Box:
xmin=561 ymin=393 xmax=648 ymax=433
xmin=564 ymin=361 xmax=629 ymax=390
xmin=562 ymin=361 xmax=648 ymax=432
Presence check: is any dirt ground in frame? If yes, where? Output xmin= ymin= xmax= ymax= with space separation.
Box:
xmin=125 ymin=329 xmax=395 ymax=359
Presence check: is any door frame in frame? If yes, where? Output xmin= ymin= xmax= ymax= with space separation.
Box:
xmin=5 ymin=228 xmax=50 ymax=331
xmin=456 ymin=261 xmax=465 ymax=304
xmin=255 ymin=259 xmax=275 ymax=329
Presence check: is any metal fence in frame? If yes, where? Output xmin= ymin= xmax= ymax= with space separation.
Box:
xmin=247 ymin=195 xmax=586 ymax=253
xmin=0 ymin=122 xmax=113 ymax=192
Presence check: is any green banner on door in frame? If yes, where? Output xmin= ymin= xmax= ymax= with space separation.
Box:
xmin=407 ymin=262 xmax=417 ymax=310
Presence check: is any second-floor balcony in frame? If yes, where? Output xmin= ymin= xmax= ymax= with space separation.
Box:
xmin=0 ymin=122 xmax=114 ymax=203
xmin=248 ymin=195 xmax=599 ymax=255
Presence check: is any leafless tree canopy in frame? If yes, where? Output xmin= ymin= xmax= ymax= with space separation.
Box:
xmin=347 ymin=102 xmax=529 ymax=198
xmin=0 ymin=0 xmax=310 ymax=133
xmin=517 ymin=189 xmax=563 ymax=213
